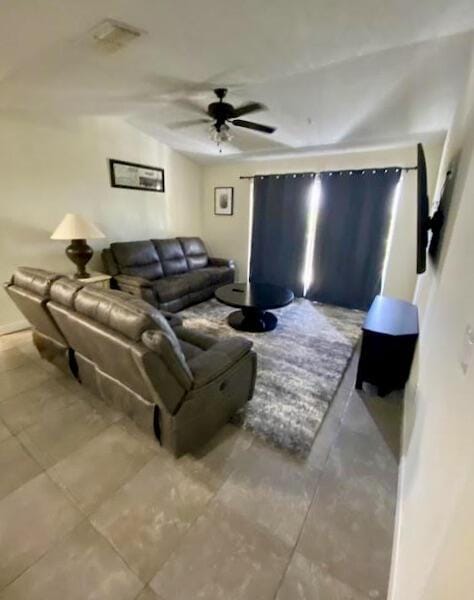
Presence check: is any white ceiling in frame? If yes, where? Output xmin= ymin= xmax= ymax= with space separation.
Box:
xmin=0 ymin=0 xmax=473 ymax=163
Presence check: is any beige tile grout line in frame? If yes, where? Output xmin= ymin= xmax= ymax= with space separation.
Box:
xmin=133 ymin=432 xmax=294 ymax=594
xmin=1 ymin=382 xmax=313 ymax=597
xmin=0 ymin=516 xmax=92 ymax=594
xmin=2 ymin=394 xmax=338 ymax=600
xmin=0 ymin=392 xmax=149 ymax=593
xmin=88 ymin=436 xmax=266 ymax=597
xmin=135 ymin=440 xmax=258 ymax=590
xmin=1 ymin=333 xmax=359 ymax=599
xmin=272 ymin=378 xmax=398 ymax=600
xmin=0 ymin=446 xmax=88 ymax=593
xmin=0 ymin=390 xmax=95 ymax=592
xmin=270 ymin=383 xmax=355 ymax=600
xmin=0 ymin=442 xmax=152 ymax=594
xmin=81 ymin=423 xmax=251 ymax=588
xmin=0 ymin=357 xmax=221 ymax=596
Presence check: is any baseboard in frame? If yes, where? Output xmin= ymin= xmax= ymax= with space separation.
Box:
xmin=0 ymin=320 xmax=30 ymax=336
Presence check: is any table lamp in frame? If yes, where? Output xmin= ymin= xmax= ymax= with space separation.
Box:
xmin=51 ymin=213 xmax=105 ymax=279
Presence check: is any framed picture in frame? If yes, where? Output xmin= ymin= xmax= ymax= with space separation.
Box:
xmin=214 ymin=187 xmax=234 ymax=215
xmin=109 ymin=159 xmax=165 ymax=192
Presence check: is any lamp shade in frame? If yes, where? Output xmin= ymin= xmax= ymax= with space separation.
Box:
xmin=51 ymin=213 xmax=105 ymax=240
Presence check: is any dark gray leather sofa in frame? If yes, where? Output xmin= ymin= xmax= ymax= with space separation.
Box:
xmin=102 ymin=237 xmax=234 ymax=312
xmin=5 ymin=267 xmax=256 ymax=456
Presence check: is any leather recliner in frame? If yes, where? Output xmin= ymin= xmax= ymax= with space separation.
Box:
xmin=102 ymin=237 xmax=234 ymax=312
xmin=5 ymin=268 xmax=257 ymax=456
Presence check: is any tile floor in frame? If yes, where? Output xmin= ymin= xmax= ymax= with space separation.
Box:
xmin=0 ymin=329 xmax=401 ymax=600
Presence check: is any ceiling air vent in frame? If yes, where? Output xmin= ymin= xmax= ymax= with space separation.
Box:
xmin=91 ymin=20 xmax=143 ymax=53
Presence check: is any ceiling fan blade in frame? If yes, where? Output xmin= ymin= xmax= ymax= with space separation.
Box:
xmin=173 ymin=98 xmax=209 ymax=116
xmin=231 ymin=119 xmax=276 ymax=134
xmin=167 ymin=118 xmax=212 ymax=130
xmin=232 ymin=101 xmax=266 ymax=118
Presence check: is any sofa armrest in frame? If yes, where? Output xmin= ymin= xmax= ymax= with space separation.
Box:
xmin=174 ymin=326 xmax=216 ymax=350
xmin=187 ymin=338 xmax=252 ymax=387
xmin=113 ymin=274 xmax=157 ymax=306
xmin=208 ymin=257 xmax=235 ymax=269
xmin=102 ymin=248 xmax=119 ymax=276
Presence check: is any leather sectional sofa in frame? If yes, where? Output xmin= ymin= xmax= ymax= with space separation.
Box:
xmin=102 ymin=237 xmax=234 ymax=312
xmin=5 ymin=267 xmax=256 ymax=456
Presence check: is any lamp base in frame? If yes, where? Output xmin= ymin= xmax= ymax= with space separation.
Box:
xmin=66 ymin=239 xmax=93 ymax=279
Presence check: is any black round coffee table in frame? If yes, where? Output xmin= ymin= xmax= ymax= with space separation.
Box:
xmin=215 ymin=282 xmax=294 ymax=332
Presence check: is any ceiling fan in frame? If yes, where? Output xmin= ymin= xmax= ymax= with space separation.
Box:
xmin=168 ymin=88 xmax=276 ymax=148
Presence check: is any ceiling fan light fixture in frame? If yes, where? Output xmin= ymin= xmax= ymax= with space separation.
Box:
xmin=209 ymin=122 xmax=233 ymax=144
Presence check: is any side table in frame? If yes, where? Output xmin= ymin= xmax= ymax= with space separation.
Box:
xmin=355 ymin=295 xmax=419 ymax=396
xmin=68 ymin=272 xmax=111 ymax=289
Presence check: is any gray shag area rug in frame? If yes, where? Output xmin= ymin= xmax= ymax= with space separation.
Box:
xmin=180 ymin=298 xmax=364 ymax=456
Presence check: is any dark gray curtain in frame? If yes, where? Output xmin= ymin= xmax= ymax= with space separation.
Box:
xmin=250 ymin=173 xmax=315 ymax=297
xmin=307 ymin=169 xmax=401 ymax=310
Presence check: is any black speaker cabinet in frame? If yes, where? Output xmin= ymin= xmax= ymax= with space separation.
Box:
xmin=356 ymin=295 xmax=419 ymax=397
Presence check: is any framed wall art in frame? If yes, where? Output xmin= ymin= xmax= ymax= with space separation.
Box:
xmin=214 ymin=187 xmax=234 ymax=215
xmin=109 ymin=159 xmax=165 ymax=192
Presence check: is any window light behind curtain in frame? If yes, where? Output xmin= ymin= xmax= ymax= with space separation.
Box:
xmin=306 ymin=168 xmax=401 ymax=310
xmin=249 ymin=168 xmax=401 ymax=310
xmin=249 ymin=173 xmax=315 ymax=297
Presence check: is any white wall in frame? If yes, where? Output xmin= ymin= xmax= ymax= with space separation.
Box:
xmin=0 ymin=114 xmax=202 ymax=331
xmin=389 ymin=48 xmax=474 ymax=600
xmin=201 ymin=143 xmax=442 ymax=301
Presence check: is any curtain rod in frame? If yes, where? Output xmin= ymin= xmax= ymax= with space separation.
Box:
xmin=239 ymin=166 xmax=417 ymax=180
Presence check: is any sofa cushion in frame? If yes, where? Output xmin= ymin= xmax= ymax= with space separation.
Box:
xmin=153 ymin=275 xmax=190 ymax=303
xmin=184 ymin=270 xmax=212 ymax=292
xmin=188 ymin=338 xmax=253 ymax=387
xmin=178 ymin=237 xmax=209 ymax=271
xmin=200 ymin=266 xmax=234 ymax=286
xmin=153 ymin=269 xmax=214 ymax=304
xmin=73 ymin=286 xmax=175 ymax=342
xmin=152 ymin=239 xmax=188 ymax=276
xmin=111 ymin=241 xmax=163 ymax=280
xmin=179 ymin=340 xmax=203 ymax=361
